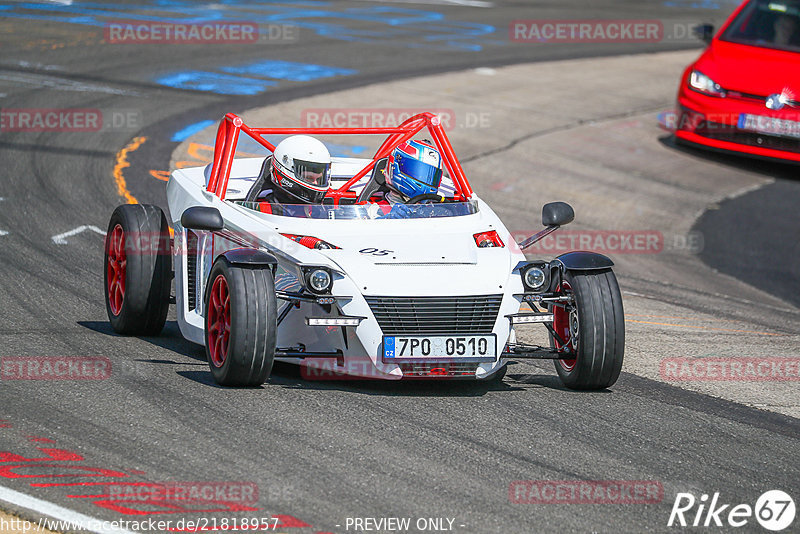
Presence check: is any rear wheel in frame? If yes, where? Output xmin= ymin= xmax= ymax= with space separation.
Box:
xmin=551 ymin=269 xmax=624 ymax=390
xmin=204 ymin=259 xmax=277 ymax=387
xmin=104 ymin=204 xmax=171 ymax=335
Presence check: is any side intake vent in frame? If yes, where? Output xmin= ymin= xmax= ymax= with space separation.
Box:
xmin=186 ymin=231 xmax=198 ymax=311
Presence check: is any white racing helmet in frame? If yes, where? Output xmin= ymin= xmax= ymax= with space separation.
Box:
xmin=271 ymin=135 xmax=331 ymax=204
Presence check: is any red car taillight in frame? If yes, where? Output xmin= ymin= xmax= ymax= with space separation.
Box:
xmin=281 ymin=234 xmax=340 ymax=250
xmin=474 ymin=230 xmax=504 ymax=248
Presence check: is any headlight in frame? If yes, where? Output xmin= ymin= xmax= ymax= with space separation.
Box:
xmin=305 ymin=268 xmax=332 ymax=294
xmin=521 ymin=264 xmax=549 ymax=293
xmin=689 ymin=70 xmax=726 ymax=97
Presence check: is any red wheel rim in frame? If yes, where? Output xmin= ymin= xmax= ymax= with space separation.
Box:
xmin=553 ymin=281 xmax=578 ymax=371
xmin=207 ymin=274 xmax=231 ymax=367
xmin=106 ymin=224 xmax=126 ymax=316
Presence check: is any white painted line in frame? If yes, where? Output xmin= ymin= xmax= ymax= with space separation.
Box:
xmin=51 ymin=225 xmax=106 ymax=245
xmin=0 ymin=485 xmax=136 ymax=534
xmin=0 ymin=72 xmax=138 ymax=97
xmin=8 ymin=61 xmax=64 ymax=71
xmin=439 ymin=0 xmax=493 ymax=6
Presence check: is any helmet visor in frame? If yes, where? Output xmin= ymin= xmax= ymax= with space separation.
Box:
xmin=396 ymin=156 xmax=443 ymax=188
xmin=294 ymin=159 xmax=330 ymax=189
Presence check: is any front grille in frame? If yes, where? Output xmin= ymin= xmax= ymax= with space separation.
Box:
xmin=697 ymin=122 xmax=800 ymax=154
xmin=727 ymin=91 xmax=800 ymax=108
xmin=186 ymin=231 xmax=198 ymax=311
xmin=365 ymin=295 xmax=502 ymax=335
xmin=398 ymin=362 xmax=478 ymax=377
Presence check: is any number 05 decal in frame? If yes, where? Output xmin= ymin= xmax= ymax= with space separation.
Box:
xmin=359 ymin=247 xmax=393 ymax=257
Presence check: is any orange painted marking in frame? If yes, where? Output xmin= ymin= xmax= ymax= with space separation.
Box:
xmin=114 ymin=137 xmax=174 ymax=237
xmin=113 ymin=136 xmax=145 ymax=204
xmin=149 ymin=170 xmax=170 ymax=182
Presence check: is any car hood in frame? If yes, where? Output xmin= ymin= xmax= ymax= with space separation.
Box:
xmin=696 ymin=40 xmax=800 ymax=96
xmin=315 ymin=216 xmax=523 ymax=297
xmin=330 ymin=232 xmax=479 ymax=265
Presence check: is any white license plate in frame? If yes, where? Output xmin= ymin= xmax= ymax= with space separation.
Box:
xmin=383 ymin=335 xmax=497 ymax=360
xmin=738 ymin=114 xmax=800 ymax=139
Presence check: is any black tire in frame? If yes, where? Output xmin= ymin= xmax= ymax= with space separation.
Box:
xmin=204 ymin=259 xmax=276 ymax=387
xmin=551 ymin=269 xmax=624 ymax=390
xmin=104 ymin=204 xmax=171 ymax=335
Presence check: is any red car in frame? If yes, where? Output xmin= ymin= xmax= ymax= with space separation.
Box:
xmin=675 ymin=0 xmax=800 ymax=162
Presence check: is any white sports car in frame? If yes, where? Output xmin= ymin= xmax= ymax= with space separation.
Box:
xmin=104 ymin=112 xmax=624 ymax=389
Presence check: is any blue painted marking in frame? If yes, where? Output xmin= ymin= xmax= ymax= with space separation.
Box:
xmin=326 ymin=143 xmax=369 ymax=157
xmin=230 ymin=135 xmax=368 ymax=158
xmin=171 ymin=119 xmax=215 ymax=142
xmin=663 ymin=0 xmax=739 ymax=8
xmin=0 ymin=1 xmax=498 ymax=52
xmin=155 ymin=71 xmax=276 ymax=95
xmin=235 ymin=135 xmax=274 ymax=155
xmin=220 ymin=60 xmax=356 ymax=82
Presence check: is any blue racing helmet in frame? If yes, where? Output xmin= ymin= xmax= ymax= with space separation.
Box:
xmin=386 ymin=140 xmax=443 ymax=199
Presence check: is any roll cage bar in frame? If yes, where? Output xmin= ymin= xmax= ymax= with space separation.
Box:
xmin=206 ymin=112 xmax=474 ymax=204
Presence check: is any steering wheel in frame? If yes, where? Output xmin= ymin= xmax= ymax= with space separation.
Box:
xmin=404 ymin=193 xmax=443 ymax=205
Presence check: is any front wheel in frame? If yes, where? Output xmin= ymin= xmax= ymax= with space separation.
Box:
xmin=551 ymin=269 xmax=624 ymax=390
xmin=104 ymin=204 xmax=171 ymax=335
xmin=204 ymin=259 xmax=277 ymax=387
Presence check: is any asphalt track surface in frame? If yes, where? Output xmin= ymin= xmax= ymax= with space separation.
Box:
xmin=0 ymin=1 xmax=798 ymax=534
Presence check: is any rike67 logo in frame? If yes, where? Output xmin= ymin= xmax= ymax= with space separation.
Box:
xmin=668 ymin=490 xmax=795 ymax=531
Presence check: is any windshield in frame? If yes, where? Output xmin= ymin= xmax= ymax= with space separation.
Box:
xmin=721 ymin=0 xmax=800 ymax=52
xmin=232 ymin=200 xmax=479 ymax=219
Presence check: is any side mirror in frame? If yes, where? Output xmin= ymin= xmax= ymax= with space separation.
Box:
xmin=542 ymin=202 xmax=574 ymax=227
xmin=181 ymin=206 xmax=223 ymax=231
xmin=694 ymin=23 xmax=714 ymax=45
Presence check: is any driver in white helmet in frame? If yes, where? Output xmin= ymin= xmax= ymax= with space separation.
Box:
xmin=246 ymin=135 xmax=332 ymax=209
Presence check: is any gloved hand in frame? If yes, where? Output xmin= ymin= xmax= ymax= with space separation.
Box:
xmin=378 ymin=203 xmax=414 ymax=219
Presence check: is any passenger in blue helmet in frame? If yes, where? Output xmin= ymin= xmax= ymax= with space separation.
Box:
xmin=385 ymin=139 xmax=444 ymax=204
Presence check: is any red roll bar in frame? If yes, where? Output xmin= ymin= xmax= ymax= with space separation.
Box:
xmin=207 ymin=112 xmax=473 ymax=202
